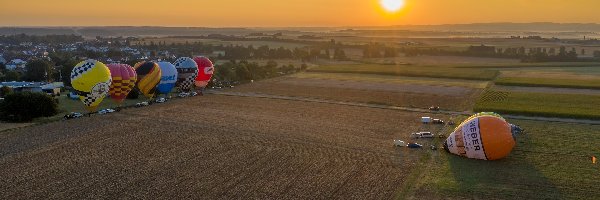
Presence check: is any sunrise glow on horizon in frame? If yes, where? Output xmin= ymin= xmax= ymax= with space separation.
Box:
xmin=0 ymin=0 xmax=599 ymax=27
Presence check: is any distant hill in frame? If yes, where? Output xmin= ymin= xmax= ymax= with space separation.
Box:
xmin=0 ymin=23 xmax=599 ymax=37
xmin=388 ymin=22 xmax=600 ymax=32
xmin=0 ymin=27 xmax=257 ymax=37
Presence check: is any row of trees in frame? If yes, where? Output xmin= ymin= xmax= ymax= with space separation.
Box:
xmin=213 ymin=60 xmax=306 ymax=84
xmin=400 ymin=45 xmax=581 ymax=62
xmin=140 ymin=41 xmax=348 ymax=61
xmin=0 ymin=91 xmax=58 ymax=122
xmin=0 ymin=34 xmax=84 ymax=45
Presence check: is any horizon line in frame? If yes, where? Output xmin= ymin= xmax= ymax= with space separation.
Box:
xmin=1 ymin=22 xmax=600 ymax=29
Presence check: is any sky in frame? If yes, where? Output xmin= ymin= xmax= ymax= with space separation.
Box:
xmin=0 ymin=0 xmax=599 ymax=27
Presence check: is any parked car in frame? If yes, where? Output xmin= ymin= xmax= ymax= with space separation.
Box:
xmin=178 ymin=92 xmax=189 ymax=98
xmin=98 ymin=108 xmax=116 ymax=115
xmin=432 ymin=119 xmax=445 ymax=124
xmin=190 ymin=92 xmax=198 ymax=96
xmin=407 ymin=143 xmax=423 ymax=148
xmin=136 ymin=101 xmax=149 ymax=107
xmin=421 ymin=117 xmax=431 ymax=124
xmin=155 ymin=97 xmax=166 ymax=103
xmin=412 ymin=132 xmax=434 ymax=138
xmin=429 ymin=106 xmax=440 ymax=111
xmin=63 ymin=112 xmax=83 ymax=120
xmin=393 ymin=140 xmax=406 ymax=147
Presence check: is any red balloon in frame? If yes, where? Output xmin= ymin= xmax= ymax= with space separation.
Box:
xmin=193 ymin=56 xmax=214 ymax=87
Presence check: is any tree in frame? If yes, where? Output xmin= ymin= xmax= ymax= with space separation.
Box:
xmin=235 ymin=63 xmax=252 ymax=81
xmin=334 ymin=48 xmax=347 ymax=60
xmin=0 ymin=92 xmax=58 ymax=122
xmin=58 ymin=59 xmax=79 ymax=85
xmin=24 ymin=59 xmax=54 ymax=82
xmin=4 ymin=71 xmax=21 ymax=81
xmin=0 ymin=86 xmax=11 ymax=97
xmin=300 ymin=63 xmax=308 ymax=71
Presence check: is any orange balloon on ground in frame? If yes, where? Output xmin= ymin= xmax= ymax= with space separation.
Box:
xmin=443 ymin=113 xmax=516 ymax=160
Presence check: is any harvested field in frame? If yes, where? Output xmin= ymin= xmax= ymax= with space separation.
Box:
xmin=231 ymin=77 xmax=480 ymax=111
xmin=308 ymin=64 xmax=500 ymax=80
xmin=0 ymin=122 xmax=34 ymax=132
xmin=0 ymin=95 xmax=434 ymax=199
xmin=292 ymin=72 xmax=490 ymax=89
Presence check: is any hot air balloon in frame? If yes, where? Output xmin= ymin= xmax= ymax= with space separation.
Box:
xmin=443 ymin=112 xmax=516 ymax=160
xmin=173 ymin=57 xmax=198 ymax=92
xmin=70 ymin=59 xmax=112 ymax=112
xmin=107 ymin=63 xmax=137 ymax=105
xmin=133 ymin=61 xmax=162 ymax=99
xmin=156 ymin=61 xmax=178 ymax=95
xmin=193 ymin=56 xmax=214 ymax=88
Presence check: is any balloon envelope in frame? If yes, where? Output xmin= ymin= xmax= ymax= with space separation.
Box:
xmin=134 ymin=61 xmax=162 ymax=98
xmin=193 ymin=56 xmax=214 ymax=88
xmin=443 ymin=112 xmax=516 ymax=160
xmin=156 ymin=61 xmax=178 ymax=94
xmin=70 ymin=59 xmax=112 ymax=111
xmin=173 ymin=57 xmax=198 ymax=92
xmin=107 ymin=63 xmax=137 ymax=104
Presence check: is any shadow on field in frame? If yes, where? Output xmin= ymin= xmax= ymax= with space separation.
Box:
xmin=446 ymin=133 xmax=563 ymax=199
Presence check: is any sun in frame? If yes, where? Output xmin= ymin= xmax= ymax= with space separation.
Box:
xmin=380 ymin=0 xmax=405 ymax=12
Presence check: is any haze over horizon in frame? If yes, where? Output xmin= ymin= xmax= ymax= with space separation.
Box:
xmin=1 ymin=0 xmax=599 ymax=27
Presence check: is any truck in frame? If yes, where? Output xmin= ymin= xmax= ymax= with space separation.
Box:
xmin=411 ymin=132 xmax=434 ymax=138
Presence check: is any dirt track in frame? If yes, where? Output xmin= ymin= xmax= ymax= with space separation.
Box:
xmin=0 ymin=95 xmax=429 ymax=199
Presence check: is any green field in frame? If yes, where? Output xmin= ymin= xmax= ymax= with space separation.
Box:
xmin=308 ymin=64 xmax=500 ymax=80
xmin=409 ymin=119 xmax=600 ymax=199
xmin=474 ymin=90 xmax=600 ymax=119
xmin=495 ymin=77 xmax=600 ymax=89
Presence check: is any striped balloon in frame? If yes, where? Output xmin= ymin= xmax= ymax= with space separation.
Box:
xmin=107 ymin=63 xmax=137 ymax=104
xmin=133 ymin=61 xmax=162 ymax=99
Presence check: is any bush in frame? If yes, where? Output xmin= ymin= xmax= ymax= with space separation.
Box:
xmin=0 ymin=92 xmax=58 ymax=122
xmin=0 ymin=86 xmax=11 ymax=97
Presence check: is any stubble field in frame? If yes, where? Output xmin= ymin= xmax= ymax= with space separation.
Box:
xmin=0 ymin=95 xmax=434 ymax=199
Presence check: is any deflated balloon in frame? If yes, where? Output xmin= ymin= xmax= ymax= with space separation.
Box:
xmin=173 ymin=57 xmax=198 ymax=92
xmin=107 ymin=63 xmax=137 ymax=104
xmin=70 ymin=59 xmax=112 ymax=111
xmin=156 ymin=61 xmax=178 ymax=94
xmin=134 ymin=61 xmax=162 ymax=99
xmin=443 ymin=112 xmax=516 ymax=160
xmin=193 ymin=56 xmax=214 ymax=88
